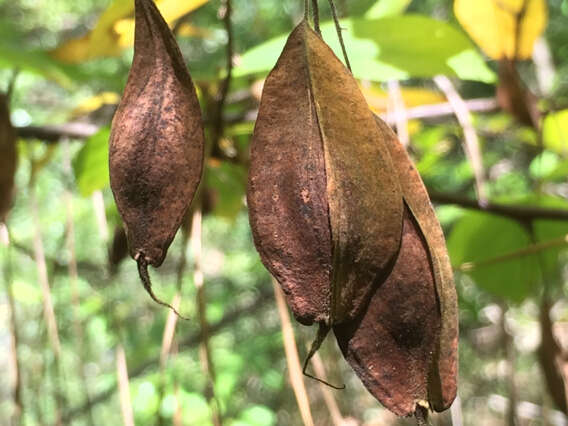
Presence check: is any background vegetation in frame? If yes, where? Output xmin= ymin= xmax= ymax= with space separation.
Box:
xmin=1 ymin=0 xmax=568 ymax=424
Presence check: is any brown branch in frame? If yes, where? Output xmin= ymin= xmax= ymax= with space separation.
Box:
xmin=428 ymin=190 xmax=568 ymax=223
xmin=434 ymin=75 xmax=488 ymax=204
xmin=61 ymin=287 xmax=273 ymax=423
xmin=328 ymin=0 xmax=351 ymax=72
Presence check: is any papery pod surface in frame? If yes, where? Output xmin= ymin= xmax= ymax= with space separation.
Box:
xmin=334 ymin=207 xmax=441 ymax=416
xmin=109 ymin=0 xmax=204 ymax=268
xmin=0 ymin=93 xmax=17 ymax=223
xmin=247 ymin=21 xmax=403 ymax=325
xmin=374 ymin=116 xmax=458 ymax=411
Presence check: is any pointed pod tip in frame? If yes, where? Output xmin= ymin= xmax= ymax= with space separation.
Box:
xmin=136 ymin=255 xmax=189 ymax=321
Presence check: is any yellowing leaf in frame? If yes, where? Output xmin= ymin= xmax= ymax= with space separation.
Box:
xmin=70 ymin=92 xmax=121 ymax=118
xmin=454 ymin=0 xmax=547 ymax=60
xmin=361 ymin=85 xmax=446 ymax=114
xmin=52 ymin=0 xmax=209 ymax=63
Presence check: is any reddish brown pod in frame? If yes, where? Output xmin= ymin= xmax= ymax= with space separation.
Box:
xmin=333 ymin=117 xmax=458 ymax=416
xmin=109 ymin=0 xmax=204 ymax=310
xmin=0 ymin=93 xmax=17 ymax=223
xmin=247 ymin=20 xmax=403 ymax=327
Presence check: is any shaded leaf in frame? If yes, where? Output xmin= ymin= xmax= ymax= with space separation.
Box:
xmin=454 ymin=0 xmax=548 ymax=60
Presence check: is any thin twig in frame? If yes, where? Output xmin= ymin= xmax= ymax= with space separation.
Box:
xmin=305 ymin=0 xmax=309 ymax=21
xmin=116 ymin=345 xmax=135 ymax=426
xmin=327 ymin=0 xmax=351 ymax=72
xmin=434 ymin=75 xmax=488 ymax=204
xmin=1 ymin=226 xmax=23 ymax=425
xmin=459 ymin=234 xmax=568 ymax=272
xmin=91 ymin=191 xmax=110 ymax=243
xmin=191 ymin=207 xmax=222 ymax=426
xmin=311 ymin=0 xmax=321 ymax=35
xmin=387 ymin=80 xmax=409 ymax=147
xmin=428 ymin=190 xmax=568 ymax=223
xmin=273 ymin=279 xmax=315 ymax=426
xmin=311 ymin=352 xmax=345 ymax=426
xmin=62 ymin=140 xmax=96 ymax=426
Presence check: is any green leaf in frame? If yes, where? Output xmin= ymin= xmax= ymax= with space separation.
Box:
xmin=448 ymin=211 xmax=538 ymax=302
xmin=543 ymin=109 xmax=568 ymax=154
xmin=365 ymin=0 xmax=412 ymax=18
xmin=0 ymin=46 xmax=78 ymax=88
xmin=448 ymin=195 xmax=568 ymax=302
xmin=205 ymin=161 xmax=246 ymax=220
xmin=235 ymin=16 xmax=495 ymax=83
xmin=72 ymin=127 xmax=110 ymax=197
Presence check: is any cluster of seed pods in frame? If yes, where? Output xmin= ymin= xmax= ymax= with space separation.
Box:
xmin=247 ymin=21 xmax=458 ymax=417
xmin=109 ymin=0 xmax=457 ymax=417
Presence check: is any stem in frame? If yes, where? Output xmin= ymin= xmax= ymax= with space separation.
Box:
xmin=136 ymin=256 xmax=188 ymax=319
xmin=311 ymin=0 xmax=321 ymax=35
xmin=116 ymin=345 xmax=135 ymax=426
xmin=327 ymin=0 xmax=351 ymax=71
xmin=302 ymin=323 xmax=344 ymax=389
xmin=305 ymin=0 xmax=309 ymax=21
xmin=191 ymin=207 xmax=222 ymax=426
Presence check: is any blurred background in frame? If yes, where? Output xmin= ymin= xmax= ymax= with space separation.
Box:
xmin=1 ymin=0 xmax=568 ymax=424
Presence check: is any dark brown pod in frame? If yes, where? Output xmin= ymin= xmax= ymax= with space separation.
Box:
xmin=334 ymin=207 xmax=441 ymax=416
xmin=0 ymin=93 xmax=17 ymax=223
xmin=374 ymin=116 xmax=458 ymax=411
xmin=108 ymin=225 xmax=128 ymax=275
xmin=247 ymin=21 xmax=403 ymax=326
xmin=109 ymin=0 xmax=204 ymax=309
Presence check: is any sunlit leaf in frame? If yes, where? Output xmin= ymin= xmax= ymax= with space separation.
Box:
xmin=361 ymin=85 xmax=446 ymax=114
xmin=365 ymin=0 xmax=412 ymax=18
xmin=543 ymin=109 xmax=568 ymax=154
xmin=236 ymin=16 xmax=495 ymax=83
xmin=70 ymin=92 xmax=120 ymax=119
xmin=52 ymin=0 xmax=210 ymax=63
xmin=454 ymin=0 xmax=548 ymax=60
xmin=72 ymin=127 xmax=110 ymax=197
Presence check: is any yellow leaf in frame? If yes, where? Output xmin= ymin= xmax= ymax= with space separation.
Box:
xmin=70 ymin=92 xmax=121 ymax=118
xmin=52 ymin=0 xmax=209 ymax=63
xmin=454 ymin=0 xmax=548 ymax=60
xmin=361 ymin=85 xmax=446 ymax=114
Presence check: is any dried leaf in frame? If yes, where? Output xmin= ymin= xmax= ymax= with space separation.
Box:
xmin=109 ymin=0 xmax=204 ymax=308
xmin=247 ymin=21 xmax=403 ymax=325
xmin=0 ymin=93 xmax=17 ymax=223
xmin=374 ymin=115 xmax=458 ymax=411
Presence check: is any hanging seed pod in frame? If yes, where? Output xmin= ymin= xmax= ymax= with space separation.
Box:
xmin=108 ymin=225 xmax=129 ymax=275
xmin=247 ymin=20 xmax=403 ymax=327
xmin=109 ymin=0 xmax=204 ymax=310
xmin=333 ymin=117 xmax=457 ymax=416
xmin=0 ymin=93 xmax=17 ymax=223
xmin=374 ymin=115 xmax=458 ymax=412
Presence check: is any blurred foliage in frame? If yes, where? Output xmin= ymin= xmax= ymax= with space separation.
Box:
xmin=2 ymin=0 xmax=568 ymax=425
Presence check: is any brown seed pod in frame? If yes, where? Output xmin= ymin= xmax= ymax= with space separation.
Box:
xmin=109 ymin=0 xmax=204 ymax=310
xmin=0 ymin=93 xmax=17 ymax=223
xmin=374 ymin=115 xmax=458 ymax=412
xmin=334 ymin=207 xmax=442 ymax=416
xmin=108 ymin=225 xmax=129 ymax=275
xmin=247 ymin=20 xmax=403 ymax=327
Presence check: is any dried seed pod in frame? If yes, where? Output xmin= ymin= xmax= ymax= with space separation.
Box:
xmin=108 ymin=225 xmax=128 ymax=275
xmin=334 ymin=207 xmax=441 ymax=416
xmin=247 ymin=21 xmax=403 ymax=327
xmin=374 ymin=115 xmax=458 ymax=411
xmin=109 ymin=0 xmax=204 ymax=309
xmin=0 ymin=93 xmax=17 ymax=223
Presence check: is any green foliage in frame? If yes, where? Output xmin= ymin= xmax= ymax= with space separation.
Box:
xmin=236 ymin=16 xmax=495 ymax=82
xmin=72 ymin=126 xmax=110 ymax=196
